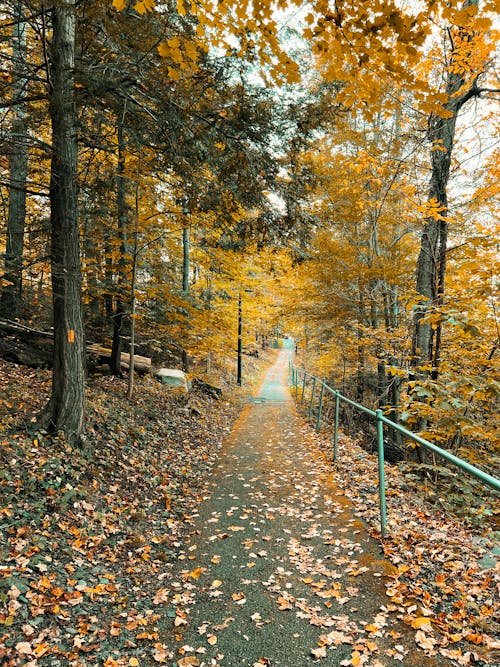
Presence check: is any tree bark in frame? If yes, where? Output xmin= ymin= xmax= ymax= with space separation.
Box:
xmin=110 ymin=114 xmax=127 ymax=375
xmin=181 ymin=215 xmax=190 ymax=372
xmin=41 ymin=0 xmax=85 ymax=443
xmin=127 ymin=182 xmax=139 ymax=399
xmin=1 ymin=0 xmax=28 ymax=318
xmin=412 ymin=0 xmax=478 ymax=375
xmin=182 ymin=225 xmax=190 ymax=294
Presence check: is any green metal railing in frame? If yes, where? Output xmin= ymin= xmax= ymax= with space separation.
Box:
xmin=289 ymin=362 xmax=500 ymax=537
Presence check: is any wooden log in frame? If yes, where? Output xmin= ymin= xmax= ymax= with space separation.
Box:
xmin=0 ymin=322 xmax=151 ymax=372
xmin=87 ymin=344 xmax=151 ymax=372
xmin=0 ymin=318 xmax=53 ymax=339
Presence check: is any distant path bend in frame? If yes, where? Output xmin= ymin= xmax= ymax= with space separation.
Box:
xmin=160 ymin=348 xmax=444 ymax=667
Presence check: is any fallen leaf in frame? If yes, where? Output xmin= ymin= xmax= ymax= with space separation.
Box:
xmin=177 ymin=657 xmax=200 ymax=667
xmin=411 ymin=616 xmax=433 ymax=629
xmin=15 ymin=642 xmax=33 ymax=655
xmin=415 ymin=630 xmax=436 ymax=650
xmin=185 ymin=567 xmax=205 ymax=579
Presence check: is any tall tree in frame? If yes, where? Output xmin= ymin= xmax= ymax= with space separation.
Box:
xmin=39 ymin=0 xmax=85 ymax=442
xmin=1 ymin=0 xmax=28 ymax=318
xmin=110 ymin=110 xmax=129 ymax=375
xmin=412 ymin=0 xmax=494 ymax=376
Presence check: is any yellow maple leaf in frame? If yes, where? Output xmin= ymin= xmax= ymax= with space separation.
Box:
xmin=365 ymin=624 xmax=379 ymax=633
xmin=186 ymin=566 xmax=205 ymax=579
xmin=135 ymin=0 xmax=155 ymax=12
xmin=351 ymin=651 xmax=362 ymax=666
xmin=134 ymin=2 xmax=147 ymax=14
xmin=157 ymin=42 xmax=169 ymax=58
xmin=411 ymin=617 xmax=433 ymax=629
xmin=112 ymin=0 xmax=126 ymax=10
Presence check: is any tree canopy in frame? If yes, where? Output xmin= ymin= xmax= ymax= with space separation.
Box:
xmin=0 ymin=0 xmax=498 ymax=454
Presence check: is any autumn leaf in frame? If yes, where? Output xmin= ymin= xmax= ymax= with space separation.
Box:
xmin=177 ymin=657 xmax=200 ymax=667
xmin=134 ymin=0 xmax=155 ymax=13
xmin=152 ymin=644 xmax=172 ymax=663
xmin=15 ymin=642 xmax=33 ymax=655
xmin=153 ymin=588 xmax=169 ymax=604
xmin=311 ymin=645 xmax=327 ymax=658
xmin=185 ymin=567 xmax=205 ymax=579
xmin=415 ymin=630 xmax=437 ymax=650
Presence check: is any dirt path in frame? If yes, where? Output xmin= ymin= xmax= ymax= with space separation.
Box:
xmin=158 ymin=349 xmax=445 ymax=667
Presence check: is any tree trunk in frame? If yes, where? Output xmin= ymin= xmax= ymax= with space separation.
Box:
xmin=110 ymin=114 xmax=127 ymax=375
xmin=82 ymin=212 xmax=100 ymax=319
xmin=181 ymin=222 xmax=190 ymax=372
xmin=104 ymin=236 xmax=114 ymax=319
xmin=127 ymin=182 xmax=139 ymax=399
xmin=1 ymin=1 xmax=28 ymax=319
xmin=182 ymin=225 xmax=190 ymax=294
xmin=356 ymin=288 xmax=366 ymax=402
xmin=412 ymin=0 xmax=478 ymax=375
xmin=41 ymin=0 xmax=85 ymax=443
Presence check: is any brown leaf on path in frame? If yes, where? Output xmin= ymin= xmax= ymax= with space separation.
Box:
xmin=311 ymin=645 xmax=327 ymax=658
xmin=15 ymin=642 xmax=33 ymax=655
xmin=276 ymin=595 xmax=293 ymax=610
xmin=174 ymin=610 xmax=189 ymax=627
xmin=185 ymin=567 xmax=206 ymax=579
xmin=153 ymin=588 xmax=169 ymax=604
xmin=177 ymin=657 xmax=200 ymax=667
xmin=415 ymin=629 xmax=437 ymax=650
xmin=212 ymin=616 xmax=234 ymax=631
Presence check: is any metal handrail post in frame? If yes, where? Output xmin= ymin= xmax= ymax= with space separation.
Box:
xmin=376 ymin=409 xmax=387 ymax=537
xmin=290 ymin=363 xmax=500 ymax=536
xmin=309 ymin=376 xmax=317 ymax=418
xmin=333 ymin=390 xmax=340 ymax=461
xmin=316 ymin=381 xmax=325 ymax=430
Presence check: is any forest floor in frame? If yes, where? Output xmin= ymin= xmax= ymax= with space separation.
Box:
xmin=0 ymin=349 xmax=498 ymax=667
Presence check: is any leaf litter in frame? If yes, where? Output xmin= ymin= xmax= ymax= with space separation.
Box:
xmin=153 ymin=352 xmax=498 ymax=667
xmin=0 ymin=354 xmax=269 ymax=666
xmin=1 ymin=351 xmax=498 ymax=667
xmin=300 ymin=422 xmax=499 ymax=667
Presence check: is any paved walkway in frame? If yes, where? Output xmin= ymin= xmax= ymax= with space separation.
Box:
xmin=161 ymin=350 xmax=441 ymax=667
